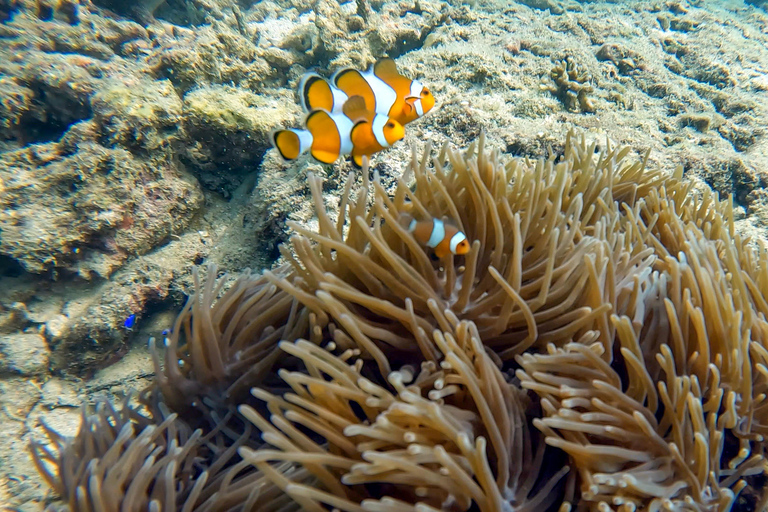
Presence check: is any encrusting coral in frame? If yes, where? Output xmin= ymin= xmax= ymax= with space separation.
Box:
xmin=544 ymin=56 xmax=597 ymax=113
xmin=31 ymin=131 xmax=768 ymax=511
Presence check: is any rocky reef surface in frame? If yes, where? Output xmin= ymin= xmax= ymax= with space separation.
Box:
xmin=1 ymin=0 xmax=768 ymax=507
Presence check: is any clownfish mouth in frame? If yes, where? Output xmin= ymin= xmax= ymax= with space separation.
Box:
xmin=405 ymin=95 xmax=437 ymax=114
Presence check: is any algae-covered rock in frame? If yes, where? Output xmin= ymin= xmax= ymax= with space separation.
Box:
xmin=0 ymin=76 xmax=37 ymax=141
xmin=517 ymin=0 xmax=565 ymax=14
xmin=0 ymin=332 xmax=49 ymax=375
xmin=304 ymin=0 xmax=448 ymax=69
xmin=595 ymin=42 xmax=644 ymax=74
xmin=91 ymin=77 xmax=183 ymax=152
xmin=8 ymin=52 xmax=99 ymax=143
xmin=181 ymin=85 xmax=296 ymax=196
xmin=149 ymin=23 xmax=273 ymax=93
xmin=0 ymin=133 xmax=203 ymax=277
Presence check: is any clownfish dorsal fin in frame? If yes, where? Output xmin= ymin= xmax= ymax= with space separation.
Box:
xmin=342 ymin=95 xmax=370 ymax=123
xmin=373 ymin=58 xmax=401 ymax=81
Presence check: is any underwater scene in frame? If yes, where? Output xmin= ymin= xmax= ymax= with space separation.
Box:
xmin=2 ymin=0 xmax=768 ymax=509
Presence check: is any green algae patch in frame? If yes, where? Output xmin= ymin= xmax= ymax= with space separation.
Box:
xmin=91 ymin=78 xmax=183 ymax=152
xmin=180 ymin=85 xmax=297 ymax=196
xmin=183 ymin=85 xmax=291 ymax=137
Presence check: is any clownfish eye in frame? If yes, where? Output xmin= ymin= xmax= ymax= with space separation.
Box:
xmin=422 ymin=89 xmax=430 ymax=96
xmin=386 ymin=122 xmax=395 ymax=128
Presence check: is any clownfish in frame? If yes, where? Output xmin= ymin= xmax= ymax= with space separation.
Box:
xmin=299 ymin=58 xmax=435 ymax=127
xmin=271 ymin=96 xmax=404 ymax=167
xmin=405 ymin=216 xmax=471 ymax=258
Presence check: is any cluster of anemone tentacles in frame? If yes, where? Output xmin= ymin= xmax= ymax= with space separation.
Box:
xmin=31 ymin=131 xmax=768 ymax=512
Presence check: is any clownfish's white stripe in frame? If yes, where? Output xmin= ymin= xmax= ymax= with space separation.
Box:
xmin=333 ymin=113 xmax=355 ymax=156
xmin=408 ymin=219 xmax=417 ymax=232
xmin=426 ymin=219 xmax=445 ymax=248
xmin=294 ymin=129 xmax=313 ymax=154
xmin=449 ymin=232 xmax=466 ymax=254
xmin=410 ymin=81 xmax=425 ymax=117
xmin=410 ymin=80 xmax=423 ymax=97
xmin=331 ymin=87 xmax=349 ymax=114
xmin=372 ymin=115 xmax=389 ymax=148
xmin=363 ymin=69 xmax=398 ymax=117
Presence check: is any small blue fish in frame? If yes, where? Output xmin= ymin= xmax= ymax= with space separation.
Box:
xmin=124 ymin=314 xmax=136 ymax=330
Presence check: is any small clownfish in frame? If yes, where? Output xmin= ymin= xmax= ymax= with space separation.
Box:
xmin=299 ymin=58 xmax=435 ymax=127
xmin=271 ymin=96 xmax=405 ymax=167
xmin=405 ymin=216 xmax=471 ymax=259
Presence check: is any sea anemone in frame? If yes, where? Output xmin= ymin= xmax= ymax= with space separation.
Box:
xmin=32 ymin=131 xmax=768 ymax=511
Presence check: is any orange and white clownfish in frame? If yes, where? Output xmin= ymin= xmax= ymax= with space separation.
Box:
xmin=299 ymin=58 xmax=435 ymax=127
xmin=405 ymin=216 xmax=471 ymax=258
xmin=271 ymin=96 xmax=405 ymax=167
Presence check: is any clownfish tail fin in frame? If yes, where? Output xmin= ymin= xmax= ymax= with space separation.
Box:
xmin=298 ymin=73 xmax=325 ymax=112
xmin=300 ymin=73 xmax=350 ymax=114
xmin=271 ymin=128 xmax=312 ymax=161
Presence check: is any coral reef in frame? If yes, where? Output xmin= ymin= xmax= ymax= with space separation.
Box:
xmin=32 ymin=132 xmax=768 ymax=511
xmin=543 ymin=56 xmax=596 ymax=113
xmin=0 ymin=135 xmax=202 ymax=277
xmin=0 ymin=0 xmax=296 ymax=375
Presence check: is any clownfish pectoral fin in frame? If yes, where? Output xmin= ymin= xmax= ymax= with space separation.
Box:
xmin=333 ymin=68 xmax=376 ymax=112
xmin=433 ymin=245 xmax=449 ymax=259
xmin=397 ymin=212 xmax=415 ymax=231
xmin=349 ymin=119 xmax=377 ymax=168
xmin=271 ymin=128 xmax=312 ymax=161
xmin=304 ymin=110 xmax=341 ymax=164
xmin=402 ymin=97 xmax=416 ymax=116
xmin=342 ymin=95 xmax=370 ymax=123
xmin=349 ymin=118 xmax=370 ymax=142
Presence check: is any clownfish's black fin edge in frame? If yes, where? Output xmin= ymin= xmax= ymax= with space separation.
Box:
xmin=271 ymin=130 xmax=296 ymax=161
xmin=300 ymin=74 xmax=323 ymax=112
